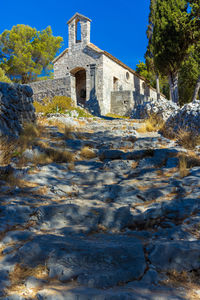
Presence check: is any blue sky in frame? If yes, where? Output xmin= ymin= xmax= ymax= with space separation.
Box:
xmin=0 ymin=0 xmax=150 ymax=70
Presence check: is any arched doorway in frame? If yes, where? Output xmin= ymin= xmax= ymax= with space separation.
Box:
xmin=70 ymin=67 xmax=86 ymax=106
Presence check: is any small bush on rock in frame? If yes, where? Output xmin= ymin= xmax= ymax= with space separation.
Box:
xmin=137 ymin=114 xmax=165 ymax=133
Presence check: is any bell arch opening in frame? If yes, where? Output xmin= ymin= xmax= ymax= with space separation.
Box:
xmin=70 ymin=67 xmax=86 ymax=107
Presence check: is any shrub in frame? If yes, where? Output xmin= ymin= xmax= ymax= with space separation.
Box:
xmin=34 ymin=96 xmax=74 ymax=114
xmin=137 ymin=114 xmax=165 ymax=133
xmin=44 ymin=147 xmax=74 ymax=163
xmin=0 ymin=138 xmax=17 ymax=165
xmin=34 ymin=96 xmax=93 ymax=118
xmin=177 ymin=130 xmax=200 ymax=150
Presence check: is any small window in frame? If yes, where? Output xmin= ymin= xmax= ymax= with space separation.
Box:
xmin=126 ymin=72 xmax=130 ymax=80
xmin=113 ymin=77 xmax=119 ymax=91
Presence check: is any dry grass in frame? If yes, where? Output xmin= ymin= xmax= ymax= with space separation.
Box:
xmin=6 ymin=263 xmax=48 ymax=298
xmin=80 ymin=146 xmax=96 ymax=159
xmin=2 ymin=175 xmax=39 ymax=188
xmin=18 ymin=123 xmax=40 ymax=151
xmin=63 ymin=124 xmax=75 ymax=139
xmin=44 ymin=147 xmax=74 ymax=163
xmin=0 ymin=119 xmax=75 ymax=168
xmin=178 ymin=155 xmax=190 ymax=178
xmin=0 ymin=122 xmax=47 ymax=167
xmin=137 ymin=114 xmax=165 ymax=133
xmin=156 ymin=168 xmax=178 ymax=178
xmin=177 ymin=130 xmax=200 ymax=150
xmin=131 ymin=161 xmax=138 ymax=168
xmin=9 ymin=264 xmax=48 ymax=285
xmin=163 ymin=270 xmax=200 ymax=300
xmin=0 ymin=138 xmax=17 ymax=165
xmin=175 ymin=152 xmax=200 ymax=177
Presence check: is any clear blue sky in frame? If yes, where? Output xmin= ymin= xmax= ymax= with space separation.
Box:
xmin=0 ymin=0 xmax=150 ymax=70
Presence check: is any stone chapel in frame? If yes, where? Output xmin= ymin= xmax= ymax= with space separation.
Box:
xmin=31 ymin=13 xmax=165 ymax=115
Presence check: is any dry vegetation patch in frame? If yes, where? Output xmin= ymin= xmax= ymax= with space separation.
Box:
xmin=163 ymin=270 xmax=200 ymax=300
xmin=177 ymin=130 xmax=200 ymax=150
xmin=6 ymin=264 xmax=48 ymax=298
xmin=137 ymin=114 xmax=165 ymax=133
xmin=80 ymin=146 xmax=97 ymax=159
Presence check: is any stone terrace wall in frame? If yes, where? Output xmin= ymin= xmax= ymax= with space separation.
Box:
xmin=0 ymin=82 xmax=35 ymax=137
xmin=30 ymin=77 xmax=71 ymax=103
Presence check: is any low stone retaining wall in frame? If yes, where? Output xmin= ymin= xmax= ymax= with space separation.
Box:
xmin=30 ymin=77 xmax=71 ymax=103
xmin=0 ymin=82 xmax=35 ymax=137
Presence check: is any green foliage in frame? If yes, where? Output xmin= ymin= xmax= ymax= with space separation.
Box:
xmin=36 ymin=73 xmax=54 ymax=81
xmin=0 ymin=25 xmax=63 ymax=83
xmin=34 ymin=96 xmax=74 ymax=114
xmin=145 ymin=0 xmax=200 ymax=103
xmin=0 ymin=67 xmax=11 ymax=83
xmin=136 ymin=61 xmax=156 ymax=87
xmin=152 ymin=0 xmax=194 ymax=76
xmin=34 ymin=96 xmax=92 ymax=118
xmin=136 ymin=61 xmax=170 ymax=99
xmin=179 ymin=43 xmax=200 ymax=105
xmin=105 ymin=113 xmax=129 ymax=119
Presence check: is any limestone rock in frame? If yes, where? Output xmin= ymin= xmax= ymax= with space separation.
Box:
xmin=0 ymin=82 xmax=35 ymax=137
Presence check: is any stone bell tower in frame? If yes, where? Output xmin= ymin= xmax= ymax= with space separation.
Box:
xmin=67 ymin=13 xmax=91 ymax=49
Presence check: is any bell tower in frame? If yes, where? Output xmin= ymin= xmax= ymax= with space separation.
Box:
xmin=67 ymin=13 xmax=91 ymax=49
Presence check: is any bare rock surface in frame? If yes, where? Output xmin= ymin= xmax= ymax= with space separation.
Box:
xmin=0 ymin=117 xmax=200 ymax=299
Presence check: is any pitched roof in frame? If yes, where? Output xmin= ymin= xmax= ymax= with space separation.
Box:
xmin=87 ymin=44 xmax=148 ymax=83
xmin=67 ymin=13 xmax=92 ymax=24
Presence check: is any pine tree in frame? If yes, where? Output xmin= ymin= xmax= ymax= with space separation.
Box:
xmin=0 ymin=67 xmax=11 ymax=83
xmin=0 ymin=25 xmax=63 ymax=83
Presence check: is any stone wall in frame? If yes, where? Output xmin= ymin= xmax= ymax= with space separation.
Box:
xmin=110 ymin=91 xmax=134 ymax=116
xmin=0 ymin=82 xmax=35 ymax=137
xmin=30 ymin=77 xmax=71 ymax=103
xmin=102 ymin=54 xmax=166 ymax=115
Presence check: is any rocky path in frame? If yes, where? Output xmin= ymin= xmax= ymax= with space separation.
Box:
xmin=0 ymin=117 xmax=200 ymax=299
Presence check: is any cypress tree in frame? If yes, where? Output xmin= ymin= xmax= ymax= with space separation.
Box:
xmin=146 ymin=0 xmax=161 ymax=99
xmin=151 ymin=0 xmax=199 ymax=104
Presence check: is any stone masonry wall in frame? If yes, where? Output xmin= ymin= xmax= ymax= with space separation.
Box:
xmin=110 ymin=91 xmax=134 ymax=116
xmin=102 ymin=54 xmax=166 ymax=115
xmin=0 ymin=82 xmax=35 ymax=137
xmin=30 ymin=77 xmax=71 ymax=103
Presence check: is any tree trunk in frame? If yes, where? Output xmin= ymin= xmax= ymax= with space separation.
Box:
xmin=156 ymin=73 xmax=160 ymax=100
xmin=192 ymin=75 xmax=200 ymax=102
xmin=168 ymin=72 xmax=179 ymax=104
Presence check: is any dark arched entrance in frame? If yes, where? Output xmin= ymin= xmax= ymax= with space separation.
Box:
xmin=70 ymin=67 xmax=86 ymax=106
